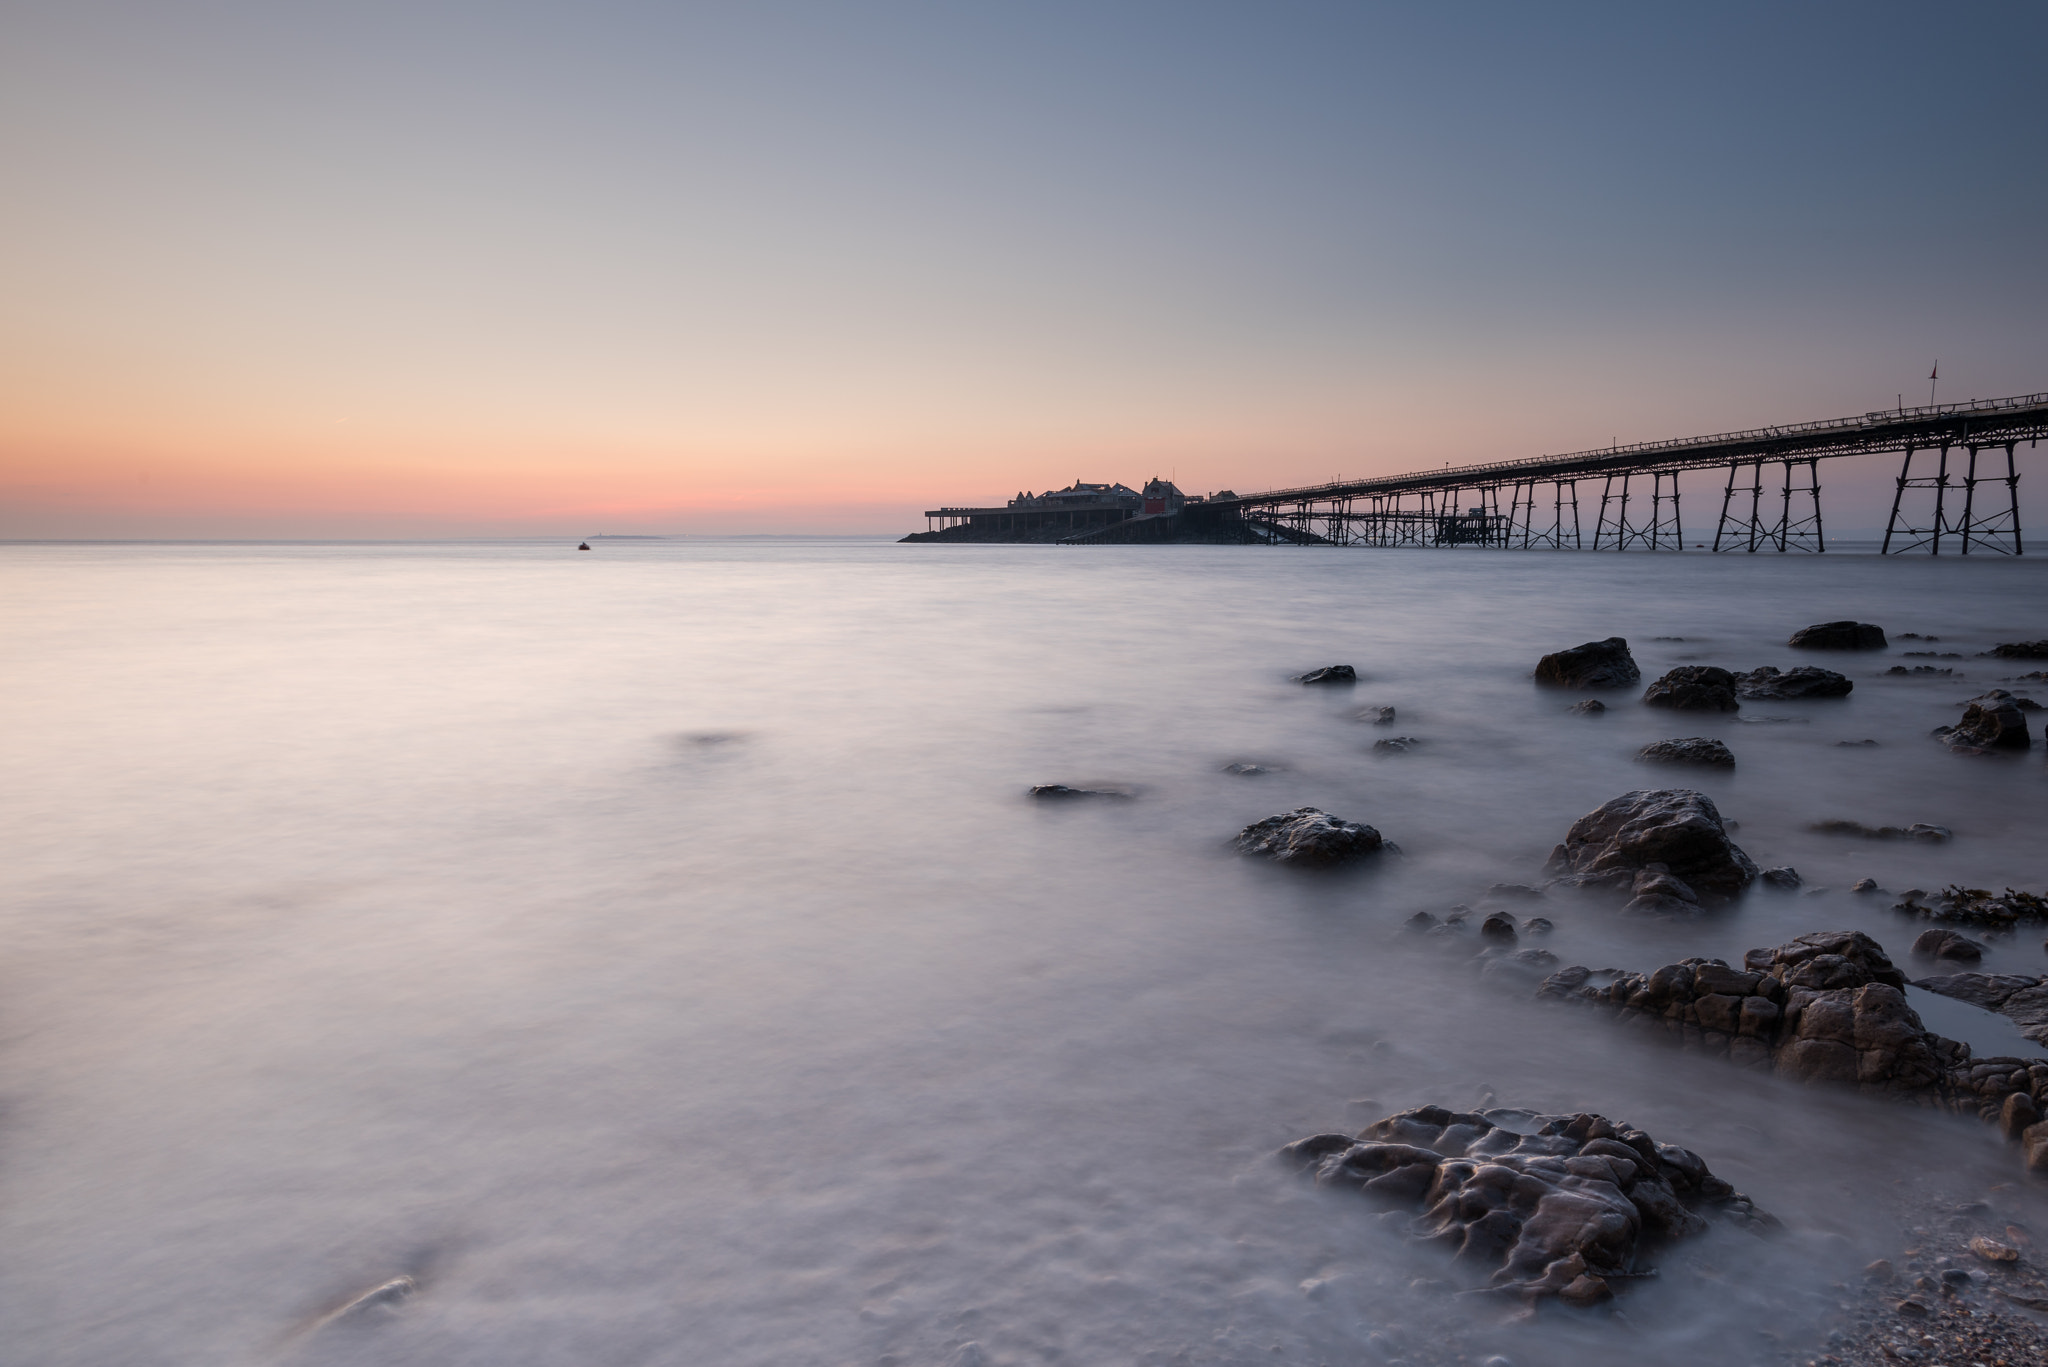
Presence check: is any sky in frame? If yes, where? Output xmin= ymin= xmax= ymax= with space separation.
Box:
xmin=1 ymin=1 xmax=2044 ymax=537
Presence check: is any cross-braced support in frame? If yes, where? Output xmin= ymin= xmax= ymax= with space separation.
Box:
xmin=1591 ymin=471 xmax=1680 ymax=549
xmin=1883 ymin=443 xmax=1958 ymax=554
xmin=1713 ymin=459 xmax=1822 ymax=551
xmin=1955 ymin=442 xmax=2024 ymax=555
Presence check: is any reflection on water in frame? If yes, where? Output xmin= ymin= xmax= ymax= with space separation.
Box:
xmin=1 ymin=539 xmax=2045 ymax=1366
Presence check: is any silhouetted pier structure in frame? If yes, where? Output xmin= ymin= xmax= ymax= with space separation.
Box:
xmin=1175 ymin=392 xmax=2043 ymax=553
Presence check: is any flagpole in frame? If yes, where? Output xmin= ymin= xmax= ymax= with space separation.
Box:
xmin=1929 ymin=362 xmax=1938 ymax=409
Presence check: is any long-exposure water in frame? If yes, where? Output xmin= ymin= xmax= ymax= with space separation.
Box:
xmin=3 ymin=539 xmax=2045 ymax=1367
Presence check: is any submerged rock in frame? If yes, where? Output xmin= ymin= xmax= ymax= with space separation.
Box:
xmin=1886 ymin=665 xmax=1953 ymax=677
xmin=1808 ymin=820 xmax=1952 ymax=844
xmin=1545 ymin=789 xmax=1758 ymax=903
xmin=1789 ymin=621 xmax=1888 ymax=650
xmin=1642 ymin=666 xmax=1741 ymax=712
xmin=1222 ymin=762 xmax=1272 ymax=776
xmin=1235 ymin=807 xmax=1388 ymax=866
xmin=1028 ymin=784 xmax=1132 ymax=800
xmin=1374 ymin=736 xmax=1422 ymax=753
xmin=1734 ymin=665 xmax=1854 ymax=700
xmin=1359 ymin=705 xmax=1397 ymax=725
xmin=1296 ymin=665 xmax=1358 ymax=685
xmin=1911 ymin=928 xmax=1986 ymax=964
xmin=1984 ymin=641 xmax=2048 ymax=660
xmin=1635 ymin=737 xmax=1735 ymax=768
xmin=1894 ymin=885 xmax=2048 ymax=928
xmin=1935 ymin=691 xmax=2032 ymax=752
xmin=1760 ymin=867 xmax=1802 ymax=889
xmin=1534 ymin=638 xmax=1641 ymax=690
xmin=1279 ymin=1106 xmax=1772 ymax=1305
xmin=1568 ymin=699 xmax=1607 ymax=715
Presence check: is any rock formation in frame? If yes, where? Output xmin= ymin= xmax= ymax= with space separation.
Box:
xmin=1894 ymin=885 xmax=2048 ymax=928
xmin=1538 ymin=930 xmax=2048 ymax=1172
xmin=1544 ymin=788 xmax=1758 ymax=903
xmin=1985 ymin=641 xmax=2048 ymax=660
xmin=1569 ymin=699 xmax=1607 ymax=715
xmin=1028 ymin=784 xmax=1131 ymax=799
xmin=1734 ymin=665 xmax=1854 ymax=699
xmin=1280 ymin=1106 xmax=1773 ymax=1305
xmin=1789 ymin=621 xmax=1887 ymax=650
xmin=1534 ymin=638 xmax=1641 ymax=690
xmin=1809 ymin=820 xmax=1952 ymax=843
xmin=1910 ymin=928 xmax=1985 ymax=963
xmin=1914 ymin=974 xmax=2048 ymax=1048
xmin=1295 ymin=665 xmax=1357 ymax=685
xmin=1936 ymin=692 xmax=2032 ymax=752
xmin=1234 ymin=807 xmax=1389 ymax=865
xmin=1635 ymin=737 xmax=1735 ymax=768
xmin=1642 ymin=666 xmax=1741 ymax=711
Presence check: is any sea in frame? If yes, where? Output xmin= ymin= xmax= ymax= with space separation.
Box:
xmin=2 ymin=538 xmax=2045 ymax=1367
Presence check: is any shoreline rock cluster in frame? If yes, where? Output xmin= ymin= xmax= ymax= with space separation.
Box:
xmin=1536 ymin=930 xmax=2048 ymax=1173
xmin=1280 ymin=1105 xmax=1773 ymax=1306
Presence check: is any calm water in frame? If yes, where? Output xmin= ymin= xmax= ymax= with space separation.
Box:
xmin=3 ymin=539 xmax=2046 ymax=1367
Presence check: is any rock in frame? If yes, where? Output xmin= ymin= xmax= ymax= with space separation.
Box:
xmin=1480 ymin=912 xmax=1518 ymax=942
xmin=1404 ymin=911 xmax=1441 ymax=934
xmin=1568 ymin=698 xmax=1607 ymax=715
xmin=1374 ymin=736 xmax=1421 ymax=753
xmin=1895 ymin=1297 xmax=1931 ymax=1317
xmin=1809 ymin=820 xmax=1952 ymax=843
xmin=1296 ymin=665 xmax=1358 ymax=684
xmin=2004 ymin=1091 xmax=2042 ymax=1142
xmin=1734 ymin=665 xmax=1854 ymax=699
xmin=2028 ymin=1121 xmax=2048 ymax=1175
xmin=1761 ymin=867 xmax=1802 ymax=889
xmin=1935 ymin=691 xmax=2031 ymax=751
xmin=1483 ymin=883 xmax=1545 ymax=902
xmin=1359 ymin=705 xmax=1397 ymax=724
xmin=1985 ymin=641 xmax=2048 ymax=660
xmin=1911 ymin=929 xmax=1986 ymax=963
xmin=1279 ymin=1106 xmax=1771 ymax=1304
xmin=1235 ymin=807 xmax=1388 ymax=866
xmin=1897 ymin=885 xmax=2048 ymax=928
xmin=1521 ymin=917 xmax=1554 ymax=935
xmin=1223 ymin=762 xmax=1272 ymax=776
xmin=1029 ymin=784 xmax=1131 ymax=799
xmin=1789 ymin=621 xmax=1887 ymax=650
xmin=1886 ymin=664 xmax=1954 ymax=676
xmin=1635 ymin=737 xmax=1735 ymax=768
xmin=1864 ymin=1258 xmax=1895 ymax=1283
xmin=1852 ymin=878 xmax=1881 ymax=893
xmin=1535 ymin=638 xmax=1641 ymax=690
xmin=1971 ymin=1236 xmax=2020 ymax=1262
xmin=1642 ymin=666 xmax=1741 ymax=712
xmin=1834 ymin=739 xmax=1881 ymax=746
xmin=1912 ymin=972 xmax=2048 ymax=1046
xmin=1547 ymin=789 xmax=1758 ymax=903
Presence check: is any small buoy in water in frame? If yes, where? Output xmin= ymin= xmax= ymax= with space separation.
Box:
xmin=577 ymin=542 xmax=590 ymax=551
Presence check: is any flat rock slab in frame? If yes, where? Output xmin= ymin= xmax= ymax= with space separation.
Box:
xmin=1915 ymin=973 xmax=2048 ymax=1047
xmin=1790 ymin=621 xmax=1887 ymax=650
xmin=1735 ymin=665 xmax=1853 ymax=699
xmin=1295 ymin=665 xmax=1357 ymax=684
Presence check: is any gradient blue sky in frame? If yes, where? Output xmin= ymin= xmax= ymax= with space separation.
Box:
xmin=2 ymin=1 xmax=2043 ymax=534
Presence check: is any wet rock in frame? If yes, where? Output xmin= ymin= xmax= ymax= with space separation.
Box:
xmin=1359 ymin=705 xmax=1397 ymax=725
xmin=1568 ymin=698 xmax=1607 ymax=715
xmin=1374 ymin=736 xmax=1422 ymax=753
xmin=1296 ymin=665 xmax=1358 ymax=684
xmin=1222 ymin=762 xmax=1272 ymax=776
xmin=1985 ymin=641 xmax=2048 ymax=660
xmin=1809 ymin=820 xmax=1952 ymax=843
xmin=1734 ymin=665 xmax=1854 ymax=699
xmin=1835 ymin=738 xmax=1881 ymax=746
xmin=1911 ymin=929 xmax=1986 ymax=963
xmin=1534 ymin=638 xmax=1641 ymax=690
xmin=1622 ymin=867 xmax=1701 ymax=917
xmin=1235 ymin=807 xmax=1388 ymax=866
xmin=1521 ymin=917 xmax=1554 ymax=935
xmin=1935 ymin=691 xmax=2031 ymax=752
xmin=1404 ymin=911 xmax=1442 ymax=934
xmin=1546 ymin=789 xmax=1758 ymax=903
xmin=1480 ymin=912 xmax=1518 ymax=942
xmin=1886 ymin=664 xmax=1954 ymax=676
xmin=1642 ymin=666 xmax=1741 ymax=711
xmin=1789 ymin=621 xmax=1887 ymax=650
xmin=1897 ymin=885 xmax=2048 ymax=928
xmin=1913 ymin=972 xmax=2048 ymax=1047
xmin=1635 ymin=737 xmax=1735 ymax=768
xmin=1853 ymin=878 xmax=1881 ymax=893
xmin=1760 ymin=867 xmax=1802 ymax=889
xmin=1483 ymin=883 xmax=1545 ymax=902
xmin=1971 ymin=1236 xmax=2020 ymax=1263
xmin=1279 ymin=1106 xmax=1771 ymax=1304
xmin=1028 ymin=784 xmax=1132 ymax=799
xmin=2003 ymin=1091 xmax=2042 ymax=1141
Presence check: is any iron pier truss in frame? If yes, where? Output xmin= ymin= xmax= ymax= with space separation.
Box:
xmin=1188 ymin=391 xmax=2045 ymax=553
